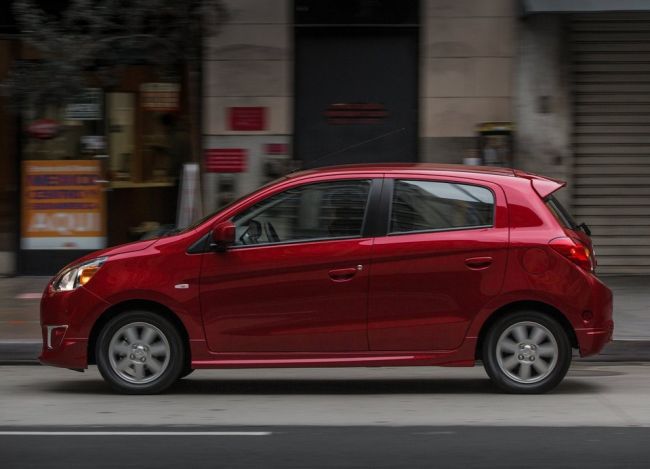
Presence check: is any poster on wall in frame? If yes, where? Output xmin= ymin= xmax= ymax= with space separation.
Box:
xmin=21 ymin=160 xmax=106 ymax=250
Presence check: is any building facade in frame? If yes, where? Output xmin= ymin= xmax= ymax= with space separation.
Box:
xmin=2 ymin=1 xmax=650 ymax=275
xmin=203 ymin=0 xmax=650 ymax=275
xmin=203 ymin=0 xmax=517 ymax=212
xmin=2 ymin=2 xmax=191 ymax=274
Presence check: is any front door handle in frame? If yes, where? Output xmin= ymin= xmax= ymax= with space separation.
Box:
xmin=465 ymin=256 xmax=493 ymax=270
xmin=328 ymin=266 xmax=361 ymax=282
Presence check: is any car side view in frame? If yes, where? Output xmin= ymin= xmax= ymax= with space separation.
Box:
xmin=40 ymin=164 xmax=613 ymax=394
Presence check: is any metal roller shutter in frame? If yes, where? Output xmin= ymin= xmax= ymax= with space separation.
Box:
xmin=572 ymin=13 xmax=650 ymax=274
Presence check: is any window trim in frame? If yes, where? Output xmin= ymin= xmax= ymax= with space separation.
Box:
xmin=384 ymin=178 xmax=497 ymax=237
xmin=226 ymin=178 xmax=378 ymax=250
xmin=227 ymin=234 xmax=370 ymax=251
xmin=361 ymin=178 xmax=387 ymax=238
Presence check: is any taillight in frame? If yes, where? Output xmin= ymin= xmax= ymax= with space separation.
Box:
xmin=549 ymin=237 xmax=593 ymax=272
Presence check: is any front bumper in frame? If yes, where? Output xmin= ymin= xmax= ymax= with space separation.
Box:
xmin=39 ymin=338 xmax=88 ymax=369
xmin=39 ymin=283 xmax=109 ymax=369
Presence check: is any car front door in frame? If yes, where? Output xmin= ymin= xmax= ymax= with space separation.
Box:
xmin=200 ymin=178 xmax=377 ymax=353
xmin=368 ymin=177 xmax=509 ymax=351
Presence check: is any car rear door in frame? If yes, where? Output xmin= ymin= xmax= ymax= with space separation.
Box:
xmin=367 ymin=176 xmax=509 ymax=351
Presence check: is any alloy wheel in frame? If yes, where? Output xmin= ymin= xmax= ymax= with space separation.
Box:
xmin=107 ymin=322 xmax=171 ymax=384
xmin=495 ymin=321 xmax=559 ymax=384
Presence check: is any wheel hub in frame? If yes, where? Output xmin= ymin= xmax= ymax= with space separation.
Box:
xmin=131 ymin=344 xmax=148 ymax=362
xmin=518 ymin=343 xmax=537 ymax=362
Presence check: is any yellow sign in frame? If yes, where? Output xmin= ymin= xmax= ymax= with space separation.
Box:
xmin=21 ymin=160 xmax=106 ymax=250
xmin=140 ymin=83 xmax=180 ymax=112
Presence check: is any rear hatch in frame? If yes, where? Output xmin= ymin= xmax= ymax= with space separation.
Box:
xmin=544 ymin=195 xmax=593 ymax=249
xmin=515 ymin=169 xmax=596 ymax=271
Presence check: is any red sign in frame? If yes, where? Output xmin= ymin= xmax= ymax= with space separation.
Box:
xmin=228 ymin=107 xmax=266 ymax=131
xmin=325 ymin=103 xmax=388 ymax=125
xmin=27 ymin=119 xmax=60 ymax=140
xmin=264 ymin=143 xmax=289 ymax=155
xmin=205 ymin=149 xmax=247 ymax=173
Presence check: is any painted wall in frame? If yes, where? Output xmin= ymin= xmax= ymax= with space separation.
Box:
xmin=202 ymin=0 xmax=293 ymax=213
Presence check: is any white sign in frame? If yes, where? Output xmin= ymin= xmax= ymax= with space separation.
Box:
xmin=65 ymin=88 xmax=103 ymax=121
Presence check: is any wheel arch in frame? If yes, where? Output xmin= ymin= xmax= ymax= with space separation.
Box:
xmin=474 ymin=300 xmax=578 ymax=360
xmin=87 ymin=299 xmax=190 ymax=365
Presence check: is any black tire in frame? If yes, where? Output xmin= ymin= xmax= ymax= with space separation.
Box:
xmin=482 ymin=311 xmax=572 ymax=394
xmin=95 ymin=311 xmax=185 ymax=394
xmin=179 ymin=367 xmax=195 ymax=379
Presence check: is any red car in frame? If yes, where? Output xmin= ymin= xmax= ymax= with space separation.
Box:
xmin=40 ymin=164 xmax=613 ymax=394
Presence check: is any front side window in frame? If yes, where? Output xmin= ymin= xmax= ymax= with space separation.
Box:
xmin=232 ymin=180 xmax=371 ymax=246
xmin=390 ymin=180 xmax=494 ymax=234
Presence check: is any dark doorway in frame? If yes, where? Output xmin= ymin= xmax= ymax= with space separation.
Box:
xmin=294 ymin=5 xmax=419 ymax=168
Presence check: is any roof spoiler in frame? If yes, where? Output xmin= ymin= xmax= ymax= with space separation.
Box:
xmin=514 ymin=169 xmax=567 ymax=198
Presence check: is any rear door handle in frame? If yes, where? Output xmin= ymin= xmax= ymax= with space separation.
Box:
xmin=328 ymin=265 xmax=362 ymax=282
xmin=465 ymin=256 xmax=493 ymax=270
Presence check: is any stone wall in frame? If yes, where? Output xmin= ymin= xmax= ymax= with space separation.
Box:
xmin=513 ymin=14 xmax=573 ymax=205
xmin=420 ymin=0 xmax=516 ymax=163
xmin=202 ymin=0 xmax=292 ymax=212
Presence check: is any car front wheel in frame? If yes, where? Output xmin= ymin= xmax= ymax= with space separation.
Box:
xmin=482 ymin=311 xmax=572 ymax=394
xmin=96 ymin=311 xmax=185 ymax=394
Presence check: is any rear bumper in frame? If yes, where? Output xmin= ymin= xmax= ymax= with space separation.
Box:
xmin=575 ymin=275 xmax=614 ymax=357
xmin=576 ymin=321 xmax=614 ymax=357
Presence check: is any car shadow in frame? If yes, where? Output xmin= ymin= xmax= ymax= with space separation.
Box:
xmin=41 ymin=376 xmax=601 ymax=396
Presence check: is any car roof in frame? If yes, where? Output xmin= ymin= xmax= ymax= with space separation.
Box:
xmin=287 ymin=163 xmax=517 ymax=179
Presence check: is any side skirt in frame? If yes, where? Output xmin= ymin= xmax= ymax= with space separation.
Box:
xmin=189 ymin=338 xmax=477 ymax=369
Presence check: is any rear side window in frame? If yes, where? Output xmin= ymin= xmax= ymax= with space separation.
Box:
xmin=390 ymin=180 xmax=494 ymax=234
xmin=545 ymin=195 xmax=578 ymax=230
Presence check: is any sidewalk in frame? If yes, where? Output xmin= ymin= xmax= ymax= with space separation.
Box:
xmin=0 ymin=275 xmax=648 ymax=363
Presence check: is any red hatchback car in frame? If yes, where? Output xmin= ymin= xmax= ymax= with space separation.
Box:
xmin=40 ymin=164 xmax=613 ymax=394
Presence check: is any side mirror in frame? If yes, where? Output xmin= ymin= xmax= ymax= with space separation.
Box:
xmin=210 ymin=221 xmax=236 ymax=251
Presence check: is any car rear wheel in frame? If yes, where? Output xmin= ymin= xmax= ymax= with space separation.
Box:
xmin=96 ymin=311 xmax=185 ymax=394
xmin=482 ymin=311 xmax=572 ymax=394
xmin=180 ymin=367 xmax=194 ymax=379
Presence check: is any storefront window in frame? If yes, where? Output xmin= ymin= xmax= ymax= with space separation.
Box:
xmin=21 ymin=72 xmax=190 ymax=253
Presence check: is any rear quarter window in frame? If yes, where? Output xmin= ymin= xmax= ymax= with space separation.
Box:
xmin=545 ymin=195 xmax=578 ymax=230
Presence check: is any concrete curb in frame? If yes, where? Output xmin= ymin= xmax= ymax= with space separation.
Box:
xmin=578 ymin=340 xmax=650 ymax=362
xmin=0 ymin=340 xmax=648 ymax=366
xmin=0 ymin=341 xmax=42 ymax=365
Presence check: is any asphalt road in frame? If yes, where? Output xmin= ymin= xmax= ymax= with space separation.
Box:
xmin=1 ymin=426 xmax=649 ymax=469
xmin=2 ymin=363 xmax=650 ymax=427
xmin=2 ymin=363 xmax=650 ymax=468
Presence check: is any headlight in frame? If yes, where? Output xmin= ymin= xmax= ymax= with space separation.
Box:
xmin=52 ymin=257 xmax=107 ymax=292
